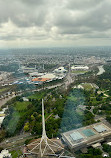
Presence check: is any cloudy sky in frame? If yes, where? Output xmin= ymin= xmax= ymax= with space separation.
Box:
xmin=0 ymin=0 xmax=111 ymax=48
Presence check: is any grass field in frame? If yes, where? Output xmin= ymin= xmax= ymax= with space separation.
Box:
xmin=72 ymin=70 xmax=88 ymax=74
xmin=0 ymin=87 xmax=8 ymax=93
xmin=5 ymin=111 xmax=20 ymax=134
xmin=15 ymin=101 xmax=31 ymax=111
xmin=82 ymin=83 xmax=93 ymax=90
xmin=3 ymin=101 xmax=32 ymax=135
xmin=10 ymin=150 xmax=22 ymax=158
xmin=28 ymin=91 xmax=46 ymax=100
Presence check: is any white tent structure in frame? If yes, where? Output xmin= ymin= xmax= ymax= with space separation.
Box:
xmin=0 ymin=149 xmax=12 ymax=158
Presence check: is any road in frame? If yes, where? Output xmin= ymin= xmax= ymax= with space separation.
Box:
xmin=0 ymin=83 xmax=63 ymax=108
xmin=0 ymin=70 xmax=73 ymax=108
xmin=65 ymin=72 xmax=74 ymax=89
xmin=0 ymin=133 xmax=36 ymax=151
xmin=0 ymin=94 xmax=16 ymax=108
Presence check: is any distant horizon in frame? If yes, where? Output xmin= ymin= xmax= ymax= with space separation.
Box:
xmin=1 ymin=45 xmax=111 ymax=50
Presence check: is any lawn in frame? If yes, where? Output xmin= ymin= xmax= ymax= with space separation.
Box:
xmin=0 ymin=87 xmax=8 ymax=93
xmin=82 ymin=83 xmax=93 ymax=90
xmin=72 ymin=70 xmax=88 ymax=74
xmin=15 ymin=101 xmax=31 ymax=111
xmin=5 ymin=111 xmax=20 ymax=134
xmin=28 ymin=91 xmax=46 ymax=100
xmin=10 ymin=150 xmax=22 ymax=158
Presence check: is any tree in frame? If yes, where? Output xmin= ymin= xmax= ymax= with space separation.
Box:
xmin=102 ymin=144 xmax=111 ymax=153
xmin=0 ymin=147 xmax=3 ymax=152
xmin=106 ymin=115 xmax=111 ymax=124
xmin=0 ymin=130 xmax=6 ymax=142
xmin=24 ymin=122 xmax=30 ymax=132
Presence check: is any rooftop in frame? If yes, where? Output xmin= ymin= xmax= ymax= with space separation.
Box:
xmin=70 ymin=132 xmax=84 ymax=141
xmin=32 ymin=78 xmax=50 ymax=82
xmin=82 ymin=129 xmax=95 ymax=137
xmin=93 ymin=125 xmax=107 ymax=133
xmin=41 ymin=73 xmax=56 ymax=79
xmin=62 ymin=122 xmax=111 ymax=150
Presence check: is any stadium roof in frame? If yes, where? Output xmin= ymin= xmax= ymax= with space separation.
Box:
xmin=41 ymin=73 xmax=56 ymax=79
xmin=32 ymin=78 xmax=50 ymax=82
xmin=71 ymin=65 xmax=89 ymax=70
xmin=54 ymin=67 xmax=67 ymax=73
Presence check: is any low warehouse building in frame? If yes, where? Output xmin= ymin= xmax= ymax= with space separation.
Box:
xmin=62 ymin=122 xmax=111 ymax=151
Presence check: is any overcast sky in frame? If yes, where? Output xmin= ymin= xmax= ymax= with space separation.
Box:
xmin=0 ymin=0 xmax=111 ymax=48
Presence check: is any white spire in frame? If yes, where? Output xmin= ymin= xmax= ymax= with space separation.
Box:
xmin=26 ymin=99 xmax=64 ymax=157
xmin=42 ymin=99 xmax=47 ymax=138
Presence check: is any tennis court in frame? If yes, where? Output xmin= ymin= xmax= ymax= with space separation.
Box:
xmin=82 ymin=129 xmax=95 ymax=137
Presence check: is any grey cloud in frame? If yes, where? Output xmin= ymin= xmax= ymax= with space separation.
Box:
xmin=66 ymin=0 xmax=104 ymax=10
xmin=0 ymin=0 xmax=111 ymax=44
xmin=0 ymin=0 xmax=48 ymax=27
xmin=0 ymin=33 xmax=48 ymax=41
xmin=58 ymin=27 xmax=92 ymax=35
xmin=83 ymin=32 xmax=111 ymax=39
xmin=0 ymin=35 xmax=21 ymax=41
xmin=11 ymin=10 xmax=47 ymax=27
xmin=22 ymin=0 xmax=45 ymax=6
xmin=54 ymin=0 xmax=111 ymax=35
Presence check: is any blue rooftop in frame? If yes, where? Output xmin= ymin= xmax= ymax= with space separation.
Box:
xmin=82 ymin=129 xmax=95 ymax=137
